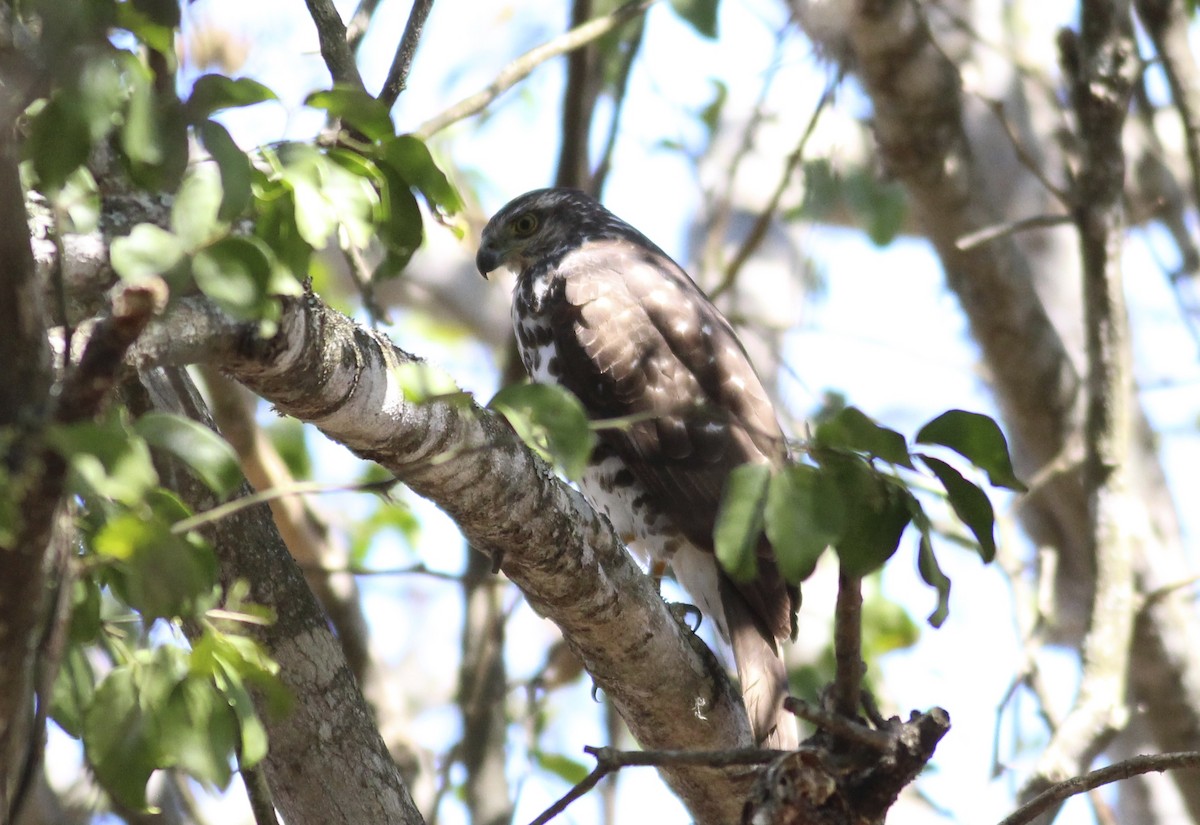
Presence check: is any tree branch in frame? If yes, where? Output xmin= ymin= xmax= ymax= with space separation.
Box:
xmin=830 ymin=566 xmax=864 ymax=719
xmin=413 ymin=0 xmax=654 ymax=140
xmin=379 ymin=0 xmax=434 ymax=108
xmin=135 ymin=292 xmax=759 ymax=824
xmin=998 ymin=751 xmax=1200 ymax=825
xmin=303 ymin=0 xmax=365 ymax=91
xmin=797 ymin=0 xmax=1200 ymax=813
xmin=1017 ymin=9 xmax=1139 ymax=815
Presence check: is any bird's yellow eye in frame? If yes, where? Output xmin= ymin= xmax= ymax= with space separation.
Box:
xmin=512 ymin=213 xmax=539 ymax=236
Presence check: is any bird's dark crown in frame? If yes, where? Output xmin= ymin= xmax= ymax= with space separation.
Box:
xmin=476 ymin=188 xmax=661 ymax=277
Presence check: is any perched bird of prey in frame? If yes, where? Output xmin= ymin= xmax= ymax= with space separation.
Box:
xmin=477 ymin=188 xmax=799 ymax=749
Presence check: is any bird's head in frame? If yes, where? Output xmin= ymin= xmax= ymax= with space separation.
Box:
xmin=476 ymin=188 xmax=635 ymax=278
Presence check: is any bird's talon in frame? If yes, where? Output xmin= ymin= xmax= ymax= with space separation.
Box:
xmin=668 ymin=601 xmax=703 ymax=632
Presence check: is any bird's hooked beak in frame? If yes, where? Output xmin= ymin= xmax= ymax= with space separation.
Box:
xmin=476 ymin=241 xmax=501 ymax=279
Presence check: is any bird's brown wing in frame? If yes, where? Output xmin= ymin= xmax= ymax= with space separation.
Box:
xmin=545 ymin=238 xmax=797 ymax=643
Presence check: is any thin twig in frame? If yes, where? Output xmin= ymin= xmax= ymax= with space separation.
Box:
xmin=589 ymin=15 xmax=645 ymax=195
xmin=709 ymin=75 xmax=837 ymax=301
xmin=303 ymin=0 xmax=365 ymax=91
xmin=529 ymin=745 xmax=781 ymax=825
xmin=699 ymin=19 xmax=792 ymax=283
xmin=297 ymin=560 xmax=467 ymax=581
xmin=241 ymin=761 xmax=281 ymax=825
xmin=784 ymin=697 xmax=893 ymax=753
xmin=345 ymin=0 xmax=383 ymax=54
xmin=998 ymin=751 xmax=1200 ymax=825
xmin=955 ymin=213 xmax=1072 ymax=251
xmin=981 ymin=98 xmax=1073 ymax=206
xmin=170 ymin=477 xmax=398 ymax=535
xmin=343 ymin=244 xmax=390 ymax=326
xmin=380 ymin=0 xmax=434 ymax=108
xmin=414 ymin=0 xmax=654 ymax=140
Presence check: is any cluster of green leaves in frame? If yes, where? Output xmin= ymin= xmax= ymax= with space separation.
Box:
xmin=715 ymin=406 xmax=1025 ymax=626
xmin=103 ymin=81 xmax=461 ymax=330
xmin=22 ymin=0 xmax=461 ymax=330
xmin=46 ymin=408 xmax=288 ymax=809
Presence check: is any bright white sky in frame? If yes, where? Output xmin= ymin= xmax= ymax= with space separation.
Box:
xmin=49 ymin=1 xmax=1200 ymax=823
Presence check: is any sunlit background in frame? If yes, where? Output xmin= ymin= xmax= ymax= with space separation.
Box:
xmin=46 ymin=0 xmax=1200 ymax=822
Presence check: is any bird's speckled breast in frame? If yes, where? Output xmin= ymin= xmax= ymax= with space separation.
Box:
xmin=511 ymin=267 xmax=687 ymax=567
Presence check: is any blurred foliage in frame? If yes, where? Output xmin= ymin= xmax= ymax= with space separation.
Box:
xmin=712 ymin=405 xmax=1023 ymax=627
xmin=15 ymin=0 xmax=465 ymax=811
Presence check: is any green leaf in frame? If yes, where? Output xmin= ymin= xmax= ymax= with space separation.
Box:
xmin=669 ymin=0 xmax=719 ymax=38
xmin=698 ymin=80 xmax=727 ymax=137
xmin=764 ymin=463 xmax=844 ymax=583
xmin=794 ymin=159 xmax=839 ymax=221
xmin=917 ymin=454 xmax=997 ymax=563
xmin=77 ymin=54 xmax=126 ymax=142
xmin=861 ymin=593 xmax=920 ymax=657
xmin=818 ymin=452 xmax=910 ymax=576
xmin=52 ymin=166 xmax=101 ymax=234
xmin=192 ymin=236 xmax=276 ymax=320
xmin=115 ymin=0 xmax=177 ymax=52
xmin=27 ymin=94 xmax=91 ymax=190
xmin=171 ymin=165 xmax=226 ymax=249
xmin=120 ymin=60 xmax=161 ymax=166
xmin=198 ymin=121 xmax=253 ymax=221
xmin=306 ymin=86 xmax=395 ymax=142
xmin=133 ymin=0 xmax=181 ymax=29
xmin=814 ymin=406 xmax=913 ymax=468
xmin=134 ymin=412 xmax=242 ymax=499
xmin=380 ymin=134 xmax=462 ymax=215
xmin=158 ymin=677 xmax=237 ymax=789
xmin=253 ymin=176 xmax=312 ymax=280
xmin=95 ymin=513 xmax=218 ymax=621
xmin=534 ymin=751 xmax=592 ymax=785
xmin=396 ymin=361 xmax=463 ymax=403
xmin=489 ymin=383 xmax=596 ymax=482
xmin=320 ymin=151 xmax=381 ymax=249
xmin=279 ymin=145 xmax=338 ymax=249
xmin=190 ymin=631 xmax=286 ymax=767
xmin=916 ymin=530 xmax=951 ymax=628
xmin=83 ymin=661 xmax=170 ymax=811
xmin=714 ymin=463 xmax=771 ymax=581
xmin=186 ymin=75 xmax=277 ymax=122
xmin=845 ymin=170 xmax=907 ymax=247
xmin=916 ymin=410 xmax=1026 ymax=491
xmin=49 ymin=416 xmax=159 ymax=506
xmin=50 ymin=645 xmax=96 ymax=738
xmin=373 ymin=167 xmax=424 ymax=276
xmin=118 ymin=57 xmax=189 ymax=191
xmin=68 ymin=575 xmax=103 ymax=643
xmin=110 ymin=223 xmax=187 ymax=282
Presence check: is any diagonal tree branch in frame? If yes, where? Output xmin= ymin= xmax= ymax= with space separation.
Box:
xmin=131 ymin=293 xmax=758 ymax=825
xmin=414 ymin=0 xmax=654 ymax=140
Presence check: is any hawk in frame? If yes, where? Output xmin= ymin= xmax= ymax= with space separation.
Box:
xmin=477 ymin=188 xmax=799 ymax=749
